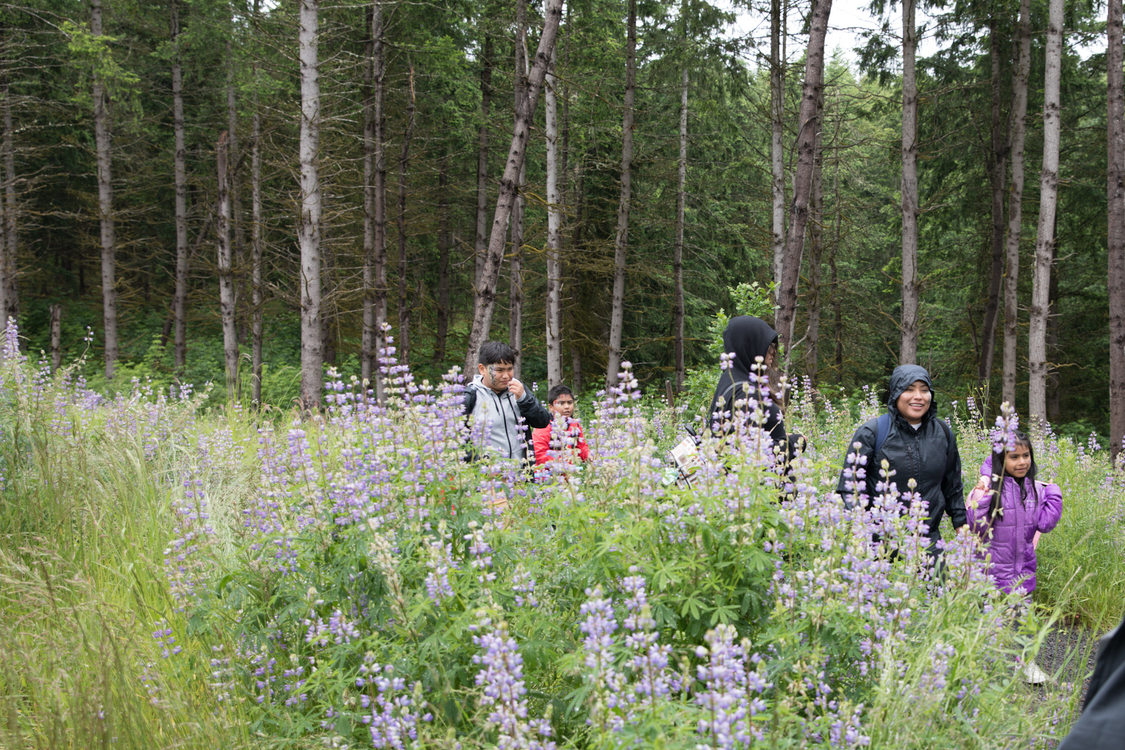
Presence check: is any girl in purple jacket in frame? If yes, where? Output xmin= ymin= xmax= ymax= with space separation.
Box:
xmin=968 ymin=431 xmax=1062 ymax=683
xmin=967 ymin=430 xmax=1063 ymax=596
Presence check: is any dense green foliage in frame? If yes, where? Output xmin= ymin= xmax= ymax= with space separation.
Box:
xmin=0 ymin=0 xmax=1118 ymax=432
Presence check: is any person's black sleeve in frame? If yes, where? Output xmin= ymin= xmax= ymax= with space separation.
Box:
xmin=836 ymin=422 xmax=875 ymax=507
xmin=762 ymin=403 xmax=787 ymax=445
xmin=940 ymin=421 xmax=967 ymax=528
xmin=518 ymin=392 xmax=551 ymax=429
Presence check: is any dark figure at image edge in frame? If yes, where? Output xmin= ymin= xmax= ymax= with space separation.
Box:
xmin=707 ymin=315 xmax=802 ymax=464
xmin=835 ymin=364 xmax=967 ymax=546
xmin=1057 ymin=611 xmax=1125 ymax=749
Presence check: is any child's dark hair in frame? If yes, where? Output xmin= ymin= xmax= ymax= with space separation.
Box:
xmin=478 ymin=341 xmax=517 ymax=366
xmin=987 ymin=430 xmax=1037 ymax=522
xmin=547 ymin=384 xmax=573 ymax=405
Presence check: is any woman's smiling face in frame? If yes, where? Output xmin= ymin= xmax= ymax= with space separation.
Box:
xmin=895 ymin=380 xmax=932 ymax=425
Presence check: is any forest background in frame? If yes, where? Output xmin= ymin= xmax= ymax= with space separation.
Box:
xmin=0 ymin=0 xmax=1123 ymax=451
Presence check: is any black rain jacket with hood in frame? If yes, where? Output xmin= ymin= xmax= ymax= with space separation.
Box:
xmin=708 ymin=315 xmax=787 ymax=449
xmin=835 ymin=364 xmax=966 ymax=541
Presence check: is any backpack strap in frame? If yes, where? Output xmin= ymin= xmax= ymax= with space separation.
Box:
xmin=461 ymin=386 xmax=480 ymax=463
xmin=873 ymin=412 xmax=891 ymax=457
xmin=938 ymin=418 xmax=954 ymax=474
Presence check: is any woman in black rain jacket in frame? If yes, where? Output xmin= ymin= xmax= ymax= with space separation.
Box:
xmin=836 ymin=364 xmax=967 ymax=548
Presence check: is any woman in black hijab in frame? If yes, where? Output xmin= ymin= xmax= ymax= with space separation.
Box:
xmin=708 ymin=315 xmax=789 ymax=456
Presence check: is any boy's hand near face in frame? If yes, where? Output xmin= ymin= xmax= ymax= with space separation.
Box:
xmin=507 ymin=378 xmax=526 ymax=400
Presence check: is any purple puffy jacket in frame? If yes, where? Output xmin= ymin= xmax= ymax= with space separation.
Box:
xmin=966 ymin=454 xmax=1062 ymax=595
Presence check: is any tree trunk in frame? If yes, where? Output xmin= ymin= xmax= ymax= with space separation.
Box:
xmin=171 ymin=0 xmax=188 ymax=372
xmin=298 ymin=0 xmax=322 ymax=407
xmin=217 ymin=132 xmax=238 ymax=401
xmin=226 ymin=38 xmax=244 ymax=306
xmin=1046 ymin=262 xmax=1060 ymax=421
xmin=774 ymin=0 xmax=832 ymax=350
xmin=571 ymin=345 xmax=582 ymax=394
xmin=509 ymin=188 xmax=524 ymax=377
xmin=1003 ymin=0 xmax=1032 ymax=407
xmin=0 ymin=135 xmax=5 ymax=330
xmin=373 ymin=6 xmax=387 ymax=393
xmin=1028 ymin=0 xmax=1063 ymax=424
xmin=50 ymin=304 xmax=61 ymax=372
xmin=560 ymin=0 xmax=571 ymax=225
xmin=360 ymin=1 xmax=376 ymax=386
xmin=900 ymin=0 xmax=919 ymax=364
xmin=463 ymin=0 xmax=564 ymax=375
xmin=397 ymin=63 xmax=415 ymax=366
xmin=831 ymin=107 xmax=843 ymax=382
xmin=474 ymin=30 xmax=494 ymax=290
xmin=92 ymin=0 xmax=117 ymax=380
xmin=1 ymin=57 xmax=16 ymax=325
xmin=251 ymin=102 xmax=263 ymax=405
xmin=0 ymin=158 xmax=5 ymax=328
xmin=770 ymin=0 xmax=785 ymax=290
xmin=805 ymin=85 xmax=825 ymax=381
xmin=246 ymin=0 xmax=263 ymax=404
xmin=434 ymin=152 xmax=451 ymax=366
xmin=509 ymin=0 xmax=529 ymax=378
xmin=605 ymin=0 xmax=636 ymax=386
xmin=1110 ymin=0 xmax=1125 ymax=464
xmin=0 ymin=74 xmax=16 ymax=325
xmin=361 ymin=0 xmax=386 ymax=400
xmin=545 ymin=45 xmax=563 ymax=388
xmin=979 ymin=20 xmax=1008 ymax=385
xmin=673 ymin=11 xmax=688 ymax=391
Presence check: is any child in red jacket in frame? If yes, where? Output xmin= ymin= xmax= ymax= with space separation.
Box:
xmin=532 ymin=385 xmax=589 ymax=474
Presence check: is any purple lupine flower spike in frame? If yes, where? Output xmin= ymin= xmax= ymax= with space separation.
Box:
xmin=471 ymin=612 xmax=556 ymax=749
xmin=989 ymin=401 xmax=1019 ymax=455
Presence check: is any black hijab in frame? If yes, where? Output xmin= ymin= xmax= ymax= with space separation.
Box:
xmin=708 ymin=315 xmax=782 ymax=439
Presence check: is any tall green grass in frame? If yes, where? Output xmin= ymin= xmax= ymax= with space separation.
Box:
xmin=1031 ymin=437 xmax=1125 ymax=631
xmin=0 ymin=367 xmax=257 ymax=748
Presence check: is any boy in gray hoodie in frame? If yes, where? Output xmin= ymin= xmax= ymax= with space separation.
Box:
xmin=464 ymin=341 xmax=551 ymax=463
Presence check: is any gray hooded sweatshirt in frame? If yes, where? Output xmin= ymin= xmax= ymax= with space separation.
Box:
xmin=465 ymin=375 xmax=551 ymax=462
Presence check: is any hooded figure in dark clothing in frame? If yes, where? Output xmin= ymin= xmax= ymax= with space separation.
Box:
xmin=836 ymin=364 xmax=967 ymax=546
xmin=708 ymin=316 xmax=789 ymax=458
xmin=1057 ymin=611 xmax=1125 ymax=749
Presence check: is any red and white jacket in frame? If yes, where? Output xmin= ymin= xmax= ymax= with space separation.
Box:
xmin=532 ymin=416 xmax=589 ymax=467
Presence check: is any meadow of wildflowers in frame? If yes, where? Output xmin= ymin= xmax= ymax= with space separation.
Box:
xmin=0 ymin=323 xmax=1121 ymax=749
